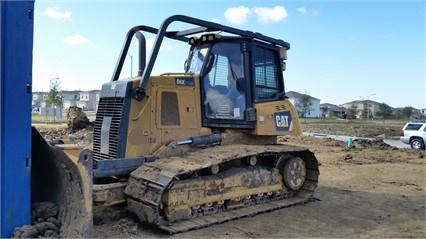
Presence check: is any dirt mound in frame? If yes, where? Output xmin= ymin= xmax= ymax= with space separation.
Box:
xmin=278 ymin=135 xmax=345 ymax=148
xmin=281 ymin=135 xmax=424 ymax=166
xmin=37 ymin=127 xmax=93 ymax=146
xmin=66 ymin=106 xmax=92 ymax=132
xmin=35 ymin=106 xmax=93 ymax=146
xmin=353 ymin=138 xmax=396 ymax=150
xmin=280 ymin=135 xmax=398 ymax=150
xmin=12 ymin=202 xmax=61 ymax=238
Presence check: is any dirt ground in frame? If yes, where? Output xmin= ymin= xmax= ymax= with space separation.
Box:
xmin=300 ymin=121 xmax=403 ymax=139
xmin=36 ymin=121 xmax=426 ymax=238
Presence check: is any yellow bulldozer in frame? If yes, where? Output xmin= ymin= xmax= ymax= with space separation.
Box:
xmin=30 ymin=15 xmax=319 ymax=237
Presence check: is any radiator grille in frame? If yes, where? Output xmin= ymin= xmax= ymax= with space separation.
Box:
xmin=93 ymin=97 xmax=125 ymax=160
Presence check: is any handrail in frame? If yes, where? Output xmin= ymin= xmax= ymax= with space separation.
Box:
xmin=111 ymin=14 xmax=290 ymax=101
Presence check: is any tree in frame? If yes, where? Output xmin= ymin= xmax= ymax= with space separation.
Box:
xmin=45 ymin=78 xmax=63 ymax=122
xmin=296 ymin=94 xmax=313 ymax=122
xmin=346 ymin=104 xmax=360 ymax=119
xmin=320 ymin=106 xmax=329 ymax=118
xmin=401 ymin=106 xmax=413 ymax=121
xmin=375 ymin=103 xmax=393 ymax=123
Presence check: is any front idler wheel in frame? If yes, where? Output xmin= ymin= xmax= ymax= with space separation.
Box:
xmin=283 ymin=157 xmax=306 ymax=190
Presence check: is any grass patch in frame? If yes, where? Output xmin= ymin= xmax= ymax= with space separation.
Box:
xmin=32 ymin=113 xmax=66 ymax=123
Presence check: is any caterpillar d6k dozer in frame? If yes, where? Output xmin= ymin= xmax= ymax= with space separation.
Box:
xmin=91 ymin=15 xmax=319 ymax=233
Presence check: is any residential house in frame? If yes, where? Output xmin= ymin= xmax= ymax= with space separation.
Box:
xmin=393 ymin=107 xmax=420 ymax=115
xmin=62 ymin=90 xmax=81 ymax=109
xmin=393 ymin=107 xmax=425 ymax=120
xmin=36 ymin=90 xmax=80 ymax=118
xmin=320 ymin=103 xmax=346 ymax=118
xmin=419 ymin=108 xmax=426 ymax=120
xmin=341 ymin=100 xmax=381 ymax=118
xmin=33 ymin=89 xmax=101 ymax=114
xmin=77 ymin=90 xmax=100 ymax=111
xmin=286 ymin=91 xmax=321 ymax=118
xmin=31 ymin=91 xmax=45 ymax=108
xmin=413 ymin=108 xmax=421 ymax=115
xmin=35 ymin=91 xmax=79 ymax=109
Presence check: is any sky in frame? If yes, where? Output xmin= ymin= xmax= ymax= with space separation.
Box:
xmin=32 ymin=0 xmax=425 ymax=109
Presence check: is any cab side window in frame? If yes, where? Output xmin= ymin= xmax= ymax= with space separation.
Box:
xmin=254 ymin=46 xmax=282 ymax=100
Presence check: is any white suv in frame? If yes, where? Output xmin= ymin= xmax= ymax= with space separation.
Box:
xmin=400 ymin=122 xmax=426 ymax=149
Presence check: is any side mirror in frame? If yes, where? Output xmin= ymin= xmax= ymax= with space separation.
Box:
xmin=184 ymin=59 xmax=188 ymax=72
xmin=282 ymin=61 xmax=286 ymax=71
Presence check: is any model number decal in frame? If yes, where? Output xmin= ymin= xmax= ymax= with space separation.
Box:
xmin=274 ymin=111 xmax=292 ymax=131
xmin=175 ymin=77 xmax=195 ymax=86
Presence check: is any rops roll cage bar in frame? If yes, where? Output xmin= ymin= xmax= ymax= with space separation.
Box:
xmin=111 ymin=14 xmax=290 ymax=101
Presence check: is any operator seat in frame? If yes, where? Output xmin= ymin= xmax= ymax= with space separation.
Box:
xmin=213 ymin=85 xmax=229 ymax=95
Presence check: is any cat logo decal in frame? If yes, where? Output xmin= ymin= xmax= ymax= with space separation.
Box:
xmin=274 ymin=111 xmax=293 ymax=131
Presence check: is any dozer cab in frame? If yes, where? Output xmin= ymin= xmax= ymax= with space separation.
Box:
xmin=30 ymin=14 xmax=319 ymax=237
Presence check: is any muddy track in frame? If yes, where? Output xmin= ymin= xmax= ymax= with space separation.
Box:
xmin=124 ymin=144 xmax=319 ymax=233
